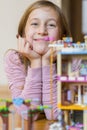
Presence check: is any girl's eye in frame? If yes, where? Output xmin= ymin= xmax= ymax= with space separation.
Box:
xmin=31 ymin=23 xmax=38 ymax=26
xmin=47 ymin=24 xmax=56 ymax=28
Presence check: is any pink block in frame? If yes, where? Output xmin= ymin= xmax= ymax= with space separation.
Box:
xmin=69 ymin=126 xmax=80 ymax=130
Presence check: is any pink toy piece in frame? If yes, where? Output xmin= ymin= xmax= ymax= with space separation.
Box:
xmin=69 ymin=126 xmax=80 ymax=130
xmin=44 ymin=37 xmax=55 ymax=41
xmin=75 ymin=123 xmax=83 ymax=128
xmin=49 ymin=37 xmax=55 ymax=41
xmin=44 ymin=37 xmax=49 ymax=41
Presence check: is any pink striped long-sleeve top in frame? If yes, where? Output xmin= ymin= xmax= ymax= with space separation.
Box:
xmin=4 ymin=49 xmax=58 ymax=120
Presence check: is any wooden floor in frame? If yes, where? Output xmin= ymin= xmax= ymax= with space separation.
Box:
xmin=0 ymin=85 xmax=55 ymax=130
xmin=33 ymin=119 xmax=54 ymax=130
xmin=0 ymin=114 xmax=53 ymax=130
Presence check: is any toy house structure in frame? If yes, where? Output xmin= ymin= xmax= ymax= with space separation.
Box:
xmin=49 ymin=35 xmax=87 ymax=129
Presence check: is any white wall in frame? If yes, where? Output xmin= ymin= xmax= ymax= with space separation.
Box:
xmin=0 ymin=0 xmax=61 ymax=85
xmin=0 ymin=0 xmax=36 ymax=85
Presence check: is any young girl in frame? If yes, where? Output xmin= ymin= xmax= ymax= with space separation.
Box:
xmin=4 ymin=0 xmax=71 ymax=124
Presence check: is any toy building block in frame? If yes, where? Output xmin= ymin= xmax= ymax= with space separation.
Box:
xmin=22 ymin=105 xmax=52 ymax=130
xmin=0 ymin=99 xmax=13 ymax=130
xmin=0 ymin=106 xmax=10 ymax=130
xmin=84 ymin=35 xmax=87 ymax=49
xmin=21 ymin=109 xmax=39 ymax=130
xmin=13 ymin=98 xmax=52 ymax=130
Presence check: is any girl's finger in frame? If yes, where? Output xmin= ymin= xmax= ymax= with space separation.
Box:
xmin=17 ymin=36 xmax=21 ymax=51
xmin=17 ymin=36 xmax=25 ymax=52
xmin=21 ymin=37 xmax=25 ymax=52
xmin=24 ymin=41 xmax=31 ymax=53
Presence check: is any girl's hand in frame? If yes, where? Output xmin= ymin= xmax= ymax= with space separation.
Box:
xmin=42 ymin=40 xmax=62 ymax=66
xmin=42 ymin=41 xmax=58 ymax=66
xmin=17 ymin=36 xmax=41 ymax=68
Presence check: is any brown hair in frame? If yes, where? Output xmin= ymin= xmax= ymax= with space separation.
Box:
xmin=18 ymin=0 xmax=71 ymax=38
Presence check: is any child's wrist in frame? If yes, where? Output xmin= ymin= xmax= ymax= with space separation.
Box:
xmin=42 ymin=58 xmax=50 ymax=66
xmin=31 ymin=59 xmax=42 ymax=68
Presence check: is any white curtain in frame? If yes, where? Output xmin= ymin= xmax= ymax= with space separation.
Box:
xmin=82 ymin=0 xmax=87 ymax=34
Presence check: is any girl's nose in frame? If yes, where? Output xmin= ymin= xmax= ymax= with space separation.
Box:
xmin=38 ymin=25 xmax=48 ymax=35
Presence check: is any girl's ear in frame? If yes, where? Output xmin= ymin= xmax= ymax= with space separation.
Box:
xmin=16 ymin=34 xmax=25 ymax=38
xmin=16 ymin=34 xmax=19 ymax=39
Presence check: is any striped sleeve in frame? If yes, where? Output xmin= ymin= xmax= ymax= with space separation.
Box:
xmin=4 ymin=50 xmax=42 ymax=119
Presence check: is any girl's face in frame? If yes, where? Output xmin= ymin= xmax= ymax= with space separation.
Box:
xmin=25 ymin=7 xmax=60 ymax=54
